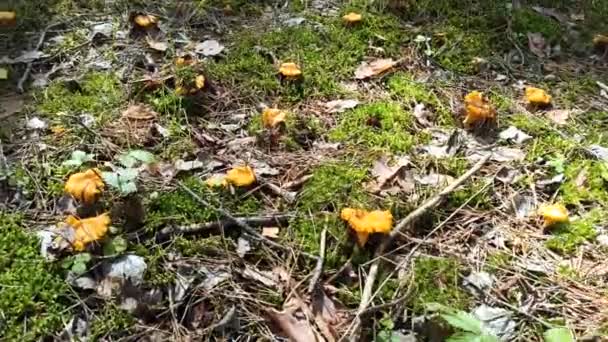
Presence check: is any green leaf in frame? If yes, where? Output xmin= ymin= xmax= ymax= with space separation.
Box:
xmin=117 ymin=154 xmax=137 ymax=168
xmin=447 ymin=332 xmax=483 ymax=342
xmin=126 ymin=150 xmax=155 ymax=164
xmin=101 ymin=171 xmax=119 ymax=188
xmin=71 ymin=262 xmax=87 ymax=275
xmin=103 ymin=236 xmax=127 ymax=255
xmin=425 ymin=302 xmax=455 ymax=313
xmin=62 ymin=150 xmax=94 ymax=167
xmin=119 ymin=181 xmax=138 ymax=194
xmin=441 ymin=311 xmax=484 ymax=334
xmin=543 ymin=327 xmax=574 ymax=342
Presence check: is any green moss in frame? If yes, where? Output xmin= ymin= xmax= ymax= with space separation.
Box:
xmin=173 ymin=236 xmax=224 ymax=257
xmin=287 ymin=215 xmax=349 ymax=269
xmin=526 ymin=134 xmax=578 ymax=162
xmin=0 ymin=214 xmax=71 ymax=341
xmin=387 ymin=73 xmax=453 ymax=125
xmin=512 ymin=8 xmax=562 ymax=44
xmin=429 ymin=25 xmax=498 ymax=74
xmin=298 ymin=161 xmax=370 ymax=212
xmin=206 ymin=12 xmax=405 ymax=102
xmin=36 ymin=72 xmax=122 ymax=123
xmin=411 ymin=256 xmax=470 ymax=312
xmin=90 ymin=304 xmax=135 ymax=340
xmin=447 ymin=179 xmax=492 ymax=209
xmin=545 ymin=209 xmax=603 ymax=255
xmin=131 ymin=244 xmax=175 ymax=287
xmin=330 ymin=102 xmax=425 ymax=153
xmin=558 ymin=77 xmax=599 ymax=108
xmin=560 ymin=161 xmax=608 ymax=206
xmin=505 ymin=113 xmax=551 ymax=136
xmin=147 ymin=177 xmax=262 ymax=229
xmin=485 ymin=251 xmax=513 ymax=272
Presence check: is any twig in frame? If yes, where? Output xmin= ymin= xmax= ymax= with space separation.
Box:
xmin=153 ymin=214 xmax=291 ymax=241
xmin=177 ymin=180 xmax=318 ymax=260
xmin=282 ymin=174 xmax=312 ymax=189
xmin=346 ymin=154 xmax=491 ymax=341
xmin=17 ymin=22 xmax=62 ymax=93
xmin=264 ymin=182 xmax=296 ymax=203
xmin=308 ymin=226 xmax=327 ymax=293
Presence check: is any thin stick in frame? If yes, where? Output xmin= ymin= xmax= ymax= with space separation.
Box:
xmin=308 ymin=226 xmax=327 ymax=293
xmin=177 ymin=180 xmax=318 ymax=260
xmin=346 ymin=154 xmax=491 ymax=341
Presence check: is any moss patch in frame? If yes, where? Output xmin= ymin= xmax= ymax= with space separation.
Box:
xmin=0 ymin=214 xmax=71 ymax=341
xmin=330 ymin=102 xmax=425 ymax=153
xmin=410 ymin=256 xmax=470 ymax=312
xmin=36 ymin=72 xmax=122 ymax=123
xmin=560 ymin=160 xmax=608 ymax=206
xmin=297 ymin=161 xmax=369 ymax=212
xmin=545 ymin=209 xmax=603 ymax=255
xmin=90 ymin=304 xmax=135 ymax=340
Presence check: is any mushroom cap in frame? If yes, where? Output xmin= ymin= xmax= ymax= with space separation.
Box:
xmin=341 ymin=208 xmax=393 ymax=246
xmin=279 ymin=62 xmax=302 ymax=78
xmin=66 ymin=213 xmax=111 ymax=251
xmin=195 ymin=75 xmax=206 ymax=90
xmin=525 ymin=87 xmax=552 ymax=106
xmin=538 ymin=203 xmax=569 ymax=227
xmin=593 ymin=34 xmax=608 ymax=47
xmin=226 ymin=166 xmax=256 ymax=187
xmin=262 ymin=108 xmax=287 ymax=128
xmin=64 ymin=169 xmax=105 ymax=204
xmin=134 ymin=14 xmax=158 ymax=28
xmin=342 ymin=12 xmax=363 ymax=23
xmin=463 ymin=91 xmax=496 ymax=127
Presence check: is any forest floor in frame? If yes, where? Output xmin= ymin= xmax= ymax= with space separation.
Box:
xmin=1 ymin=0 xmax=608 ymax=341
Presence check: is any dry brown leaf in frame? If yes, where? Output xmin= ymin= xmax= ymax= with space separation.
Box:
xmin=354 ymin=58 xmax=397 ymax=79
xmin=366 ymin=155 xmax=410 ymax=193
xmin=268 ymin=299 xmax=320 ymax=342
xmin=262 ymin=227 xmax=280 ymax=238
xmin=103 ymin=104 xmax=159 ymax=145
xmin=145 ymin=37 xmax=168 ymax=52
xmin=340 ymin=208 xmax=393 ymax=246
xmin=64 ymin=213 xmax=111 ymax=251
xmin=65 ymin=169 xmax=104 ymax=204
xmin=545 ymin=109 xmax=570 ymax=125
xmin=527 ymin=32 xmax=547 ymax=58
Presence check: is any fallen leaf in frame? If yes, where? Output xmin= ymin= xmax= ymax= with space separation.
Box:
xmin=174 ymin=159 xmax=205 ymax=171
xmin=463 ymin=271 xmax=494 ymax=294
xmin=145 ymin=37 xmax=168 ymax=52
xmin=133 ymin=14 xmax=158 ymax=29
xmin=0 ymin=68 xmax=7 ymax=80
xmin=26 ymin=116 xmax=47 ymax=130
xmin=467 ymin=146 xmax=525 ymax=162
xmin=324 ymin=99 xmax=359 ymax=113
xmin=262 ymin=227 xmax=280 ymax=238
xmin=284 ymin=17 xmax=306 ymax=27
xmin=195 ymin=39 xmax=225 ymax=56
xmin=342 ymin=12 xmax=362 ymax=24
xmin=525 ymin=87 xmax=552 ymax=107
xmin=104 ymin=254 xmax=147 ymax=285
xmin=65 ymin=169 xmax=105 ymax=204
xmin=340 ymin=208 xmax=393 ymax=246
xmin=268 ymin=299 xmax=320 ymax=342
xmin=527 ymin=32 xmax=548 ymax=58
xmin=103 ymin=104 xmax=159 ymax=145
xmin=354 ymin=58 xmax=397 ymax=79
xmin=538 ymin=203 xmax=569 ymax=227
xmin=0 ymin=11 xmax=16 ymax=26
xmin=413 ymin=103 xmax=432 ymax=127
xmin=237 ymin=237 xmax=251 ymax=257
xmin=262 ymin=108 xmax=287 ymax=128
xmin=279 ymin=62 xmax=302 ymax=79
xmin=414 ymin=173 xmax=454 ymax=186
xmin=64 ymin=213 xmax=111 ymax=251
xmin=587 ymin=144 xmax=608 ymax=161
xmin=545 ymin=109 xmax=571 ymax=125
xmin=512 ymin=194 xmax=535 ymax=218
xmin=531 ymin=6 xmax=569 ymax=24
xmin=462 ymin=91 xmax=496 ymax=129
xmin=472 ymin=305 xmax=517 ymax=340
xmin=225 ymin=166 xmax=256 ymax=187
xmin=367 ymin=155 xmax=410 ymax=192
xmin=498 ymin=126 xmax=532 ymax=144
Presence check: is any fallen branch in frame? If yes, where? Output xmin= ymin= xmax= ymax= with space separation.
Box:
xmin=346 ymin=154 xmax=491 ymax=340
xmin=308 ymin=226 xmax=327 ymax=293
xmin=177 ymin=180 xmax=318 ymax=260
xmin=155 ymin=214 xmax=291 ymax=241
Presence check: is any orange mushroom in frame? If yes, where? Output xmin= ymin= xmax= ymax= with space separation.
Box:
xmin=65 ymin=213 xmax=111 ymax=251
xmin=133 ymin=14 xmax=158 ymax=29
xmin=262 ymin=108 xmax=287 ymax=129
xmin=342 ymin=12 xmax=362 ymax=24
xmin=279 ymin=62 xmax=302 ymax=79
xmin=225 ymin=166 xmax=256 ymax=187
xmin=64 ymin=169 xmax=104 ymax=204
xmin=538 ymin=204 xmax=569 ymax=228
xmin=525 ymin=87 xmax=552 ymax=107
xmin=340 ymin=208 xmax=393 ymax=246
xmin=462 ymin=91 xmax=496 ymax=128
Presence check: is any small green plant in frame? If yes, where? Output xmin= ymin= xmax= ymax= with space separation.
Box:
xmin=101 ymin=150 xmax=155 ymax=195
xmin=62 ymin=150 xmax=95 ymax=167
xmin=543 ymin=327 xmax=574 ymax=342
xmin=427 ymin=303 xmax=500 ymax=342
xmin=61 ymin=252 xmax=92 ymax=275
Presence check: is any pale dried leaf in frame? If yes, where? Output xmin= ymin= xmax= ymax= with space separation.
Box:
xmin=354 ymin=58 xmax=397 ymax=79
xmin=498 ymin=126 xmax=532 ymax=144
xmin=413 ymin=103 xmax=432 ymax=127
xmin=195 ymin=39 xmax=225 ymax=56
xmin=527 ymin=32 xmax=547 ymax=58
xmin=146 ymin=37 xmax=169 ymax=52
xmin=324 ymin=99 xmax=359 ymax=113
xmin=262 ymin=227 xmax=280 ymax=238
xmin=545 ymin=109 xmax=571 ymax=125
xmin=414 ymin=173 xmax=454 ymax=186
